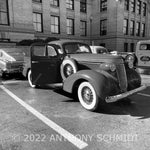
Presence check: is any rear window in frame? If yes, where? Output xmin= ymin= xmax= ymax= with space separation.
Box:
xmin=140 ymin=44 xmax=150 ymax=51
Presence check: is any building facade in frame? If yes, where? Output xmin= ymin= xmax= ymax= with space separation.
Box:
xmin=92 ymin=0 xmax=150 ymax=52
xmin=0 ymin=0 xmax=150 ymax=52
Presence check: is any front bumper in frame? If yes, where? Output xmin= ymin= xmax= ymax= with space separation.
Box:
xmin=105 ymin=84 xmax=147 ymax=103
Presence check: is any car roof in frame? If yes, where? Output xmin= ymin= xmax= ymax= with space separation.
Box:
xmin=48 ymin=40 xmax=88 ymax=45
xmin=137 ymin=40 xmax=150 ymax=44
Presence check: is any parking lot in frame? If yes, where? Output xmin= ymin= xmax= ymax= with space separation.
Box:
xmin=0 ymin=76 xmax=150 ymax=150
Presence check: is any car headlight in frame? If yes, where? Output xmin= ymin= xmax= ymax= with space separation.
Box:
xmin=109 ymin=64 xmax=116 ymax=72
xmin=125 ymin=54 xmax=135 ymax=69
xmin=100 ymin=63 xmax=116 ymax=72
xmin=125 ymin=54 xmax=135 ymax=63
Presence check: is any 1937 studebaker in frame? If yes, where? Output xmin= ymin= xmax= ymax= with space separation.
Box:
xmin=27 ymin=40 xmax=146 ymax=111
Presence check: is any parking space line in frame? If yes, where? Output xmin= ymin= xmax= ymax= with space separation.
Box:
xmin=138 ymin=93 xmax=150 ymax=97
xmin=2 ymin=80 xmax=25 ymax=85
xmin=0 ymin=85 xmax=88 ymax=149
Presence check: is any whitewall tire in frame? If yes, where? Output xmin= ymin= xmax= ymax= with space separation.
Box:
xmin=60 ymin=59 xmax=78 ymax=80
xmin=78 ymin=81 xmax=99 ymax=111
xmin=28 ymin=70 xmax=36 ymax=88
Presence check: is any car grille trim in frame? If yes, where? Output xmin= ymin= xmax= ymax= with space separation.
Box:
xmin=116 ymin=64 xmax=128 ymax=92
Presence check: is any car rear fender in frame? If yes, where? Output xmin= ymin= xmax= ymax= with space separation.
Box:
xmin=63 ymin=70 xmax=119 ymax=100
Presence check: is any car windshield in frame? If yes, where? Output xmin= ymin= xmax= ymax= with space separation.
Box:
xmin=64 ymin=43 xmax=91 ymax=54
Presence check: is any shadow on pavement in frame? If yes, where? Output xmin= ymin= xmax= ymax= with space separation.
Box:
xmin=54 ymin=88 xmax=150 ymax=119
xmin=97 ymin=95 xmax=150 ymax=119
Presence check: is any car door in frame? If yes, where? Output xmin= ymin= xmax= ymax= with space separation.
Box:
xmin=31 ymin=44 xmax=62 ymax=85
xmin=136 ymin=43 xmax=150 ymax=67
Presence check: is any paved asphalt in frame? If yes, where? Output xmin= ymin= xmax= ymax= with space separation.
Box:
xmin=0 ymin=74 xmax=150 ymax=150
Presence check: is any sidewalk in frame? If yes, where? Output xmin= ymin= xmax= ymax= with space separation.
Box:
xmin=141 ymin=74 xmax=150 ymax=85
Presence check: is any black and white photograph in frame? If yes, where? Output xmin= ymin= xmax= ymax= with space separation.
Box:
xmin=0 ymin=0 xmax=150 ymax=149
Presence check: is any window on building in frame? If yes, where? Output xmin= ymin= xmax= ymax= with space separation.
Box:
xmin=80 ymin=0 xmax=86 ymax=13
xmin=137 ymin=0 xmax=141 ymax=15
xmin=130 ymin=20 xmax=135 ymax=36
xmin=100 ymin=0 xmax=107 ymax=12
xmin=67 ymin=18 xmax=74 ymax=35
xmin=100 ymin=19 xmax=107 ymax=36
xmin=143 ymin=3 xmax=146 ymax=16
xmin=136 ymin=22 xmax=140 ymax=36
xmin=80 ymin=20 xmax=86 ymax=36
xmin=131 ymin=0 xmax=135 ymax=13
xmin=66 ymin=0 xmax=74 ymax=10
xmin=33 ymin=12 xmax=43 ymax=32
xmin=0 ymin=0 xmax=9 ymax=25
xmin=124 ymin=43 xmax=128 ymax=52
xmin=51 ymin=16 xmax=60 ymax=34
xmin=141 ymin=23 xmax=145 ymax=37
xmin=32 ymin=0 xmax=42 ymax=3
xmin=123 ymin=19 xmax=128 ymax=35
xmin=130 ymin=43 xmax=134 ymax=52
xmin=51 ymin=0 xmax=59 ymax=7
xmin=124 ymin=0 xmax=129 ymax=11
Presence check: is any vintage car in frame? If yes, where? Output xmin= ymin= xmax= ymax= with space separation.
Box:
xmin=0 ymin=48 xmax=24 ymax=77
xmin=90 ymin=46 xmax=108 ymax=54
xmin=135 ymin=40 xmax=150 ymax=74
xmin=26 ymin=40 xmax=146 ymax=111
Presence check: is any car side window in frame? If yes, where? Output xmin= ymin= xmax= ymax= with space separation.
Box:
xmin=47 ymin=46 xmax=57 ymax=57
xmin=33 ymin=46 xmax=46 ymax=56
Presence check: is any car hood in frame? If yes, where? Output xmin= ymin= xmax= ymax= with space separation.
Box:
xmin=68 ymin=53 xmax=124 ymax=64
xmin=8 ymin=54 xmax=24 ymax=62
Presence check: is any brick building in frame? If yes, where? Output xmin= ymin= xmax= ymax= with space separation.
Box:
xmin=0 ymin=0 xmax=150 ymax=52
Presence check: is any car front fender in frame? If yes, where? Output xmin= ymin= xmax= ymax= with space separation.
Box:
xmin=63 ymin=70 xmax=119 ymax=100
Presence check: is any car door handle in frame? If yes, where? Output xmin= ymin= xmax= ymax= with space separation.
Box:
xmin=32 ymin=61 xmax=38 ymax=63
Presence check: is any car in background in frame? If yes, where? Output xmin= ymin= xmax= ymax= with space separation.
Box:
xmin=0 ymin=48 xmax=24 ymax=78
xmin=135 ymin=40 xmax=150 ymax=74
xmin=90 ymin=46 xmax=108 ymax=54
xmin=25 ymin=40 xmax=146 ymax=111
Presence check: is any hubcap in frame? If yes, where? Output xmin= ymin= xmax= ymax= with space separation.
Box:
xmin=81 ymin=86 xmax=93 ymax=105
xmin=64 ymin=64 xmax=74 ymax=77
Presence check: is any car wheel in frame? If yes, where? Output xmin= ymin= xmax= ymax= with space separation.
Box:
xmin=78 ymin=81 xmax=99 ymax=111
xmin=60 ymin=59 xmax=78 ymax=80
xmin=28 ymin=70 xmax=36 ymax=88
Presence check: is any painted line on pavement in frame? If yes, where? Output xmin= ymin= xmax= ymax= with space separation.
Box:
xmin=138 ymin=93 xmax=150 ymax=97
xmin=2 ymin=80 xmax=24 ymax=85
xmin=0 ymin=85 xmax=88 ymax=149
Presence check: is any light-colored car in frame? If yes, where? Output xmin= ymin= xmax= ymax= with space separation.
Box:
xmin=0 ymin=48 xmax=24 ymax=77
xmin=90 ymin=46 xmax=108 ymax=54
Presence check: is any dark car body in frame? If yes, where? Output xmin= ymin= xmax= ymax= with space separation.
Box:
xmin=27 ymin=40 xmax=146 ymax=111
xmin=0 ymin=48 xmax=24 ymax=77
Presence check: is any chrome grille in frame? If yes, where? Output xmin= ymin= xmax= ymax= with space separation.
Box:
xmin=116 ymin=64 xmax=127 ymax=92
